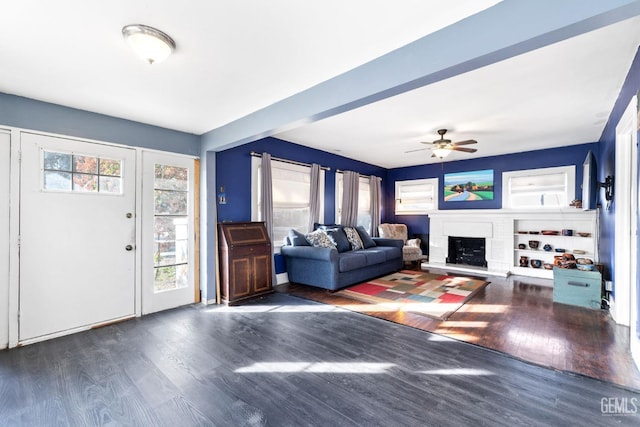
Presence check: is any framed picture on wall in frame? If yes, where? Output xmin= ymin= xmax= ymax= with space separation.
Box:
xmin=444 ymin=169 xmax=494 ymax=202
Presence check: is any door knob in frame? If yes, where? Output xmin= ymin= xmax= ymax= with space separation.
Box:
xmin=125 ymin=245 xmax=133 ymax=251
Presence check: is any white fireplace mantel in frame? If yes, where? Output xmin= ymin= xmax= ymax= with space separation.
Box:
xmin=426 ymin=209 xmax=597 ymax=278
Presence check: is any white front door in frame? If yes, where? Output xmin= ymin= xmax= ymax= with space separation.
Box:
xmin=141 ymin=151 xmax=195 ymax=314
xmin=19 ymin=132 xmax=137 ymax=342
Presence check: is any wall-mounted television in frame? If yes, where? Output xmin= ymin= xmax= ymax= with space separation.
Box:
xmin=582 ymin=150 xmax=597 ymax=210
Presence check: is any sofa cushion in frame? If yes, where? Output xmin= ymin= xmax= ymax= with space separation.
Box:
xmin=360 ymin=248 xmax=386 ymax=265
xmin=288 ymin=229 xmax=310 ymax=246
xmin=325 ymin=228 xmax=351 ymax=253
xmin=373 ymin=246 xmax=402 ymax=262
xmin=305 ymin=230 xmax=336 ymax=249
xmin=356 ymin=225 xmax=377 ymax=249
xmin=338 ymin=252 xmax=367 ymax=272
xmin=344 ymin=227 xmax=363 ymax=250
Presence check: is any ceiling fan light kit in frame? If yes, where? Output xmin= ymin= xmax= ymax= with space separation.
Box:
xmin=122 ymin=24 xmax=176 ymax=64
xmin=411 ymin=128 xmax=479 ymax=160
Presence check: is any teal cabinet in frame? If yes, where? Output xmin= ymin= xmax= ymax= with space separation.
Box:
xmin=553 ymin=267 xmax=602 ymax=309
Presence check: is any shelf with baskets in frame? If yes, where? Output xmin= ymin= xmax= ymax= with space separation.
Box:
xmin=512 ymin=211 xmax=597 ymax=279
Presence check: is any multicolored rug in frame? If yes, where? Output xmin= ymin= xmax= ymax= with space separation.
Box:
xmin=337 ymin=270 xmax=490 ymax=320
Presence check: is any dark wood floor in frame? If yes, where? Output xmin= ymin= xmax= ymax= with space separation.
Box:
xmin=1 ymin=292 xmax=640 ymax=426
xmin=279 ymin=267 xmax=640 ymax=391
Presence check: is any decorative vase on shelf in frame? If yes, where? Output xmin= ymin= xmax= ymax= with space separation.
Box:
xmin=519 ymin=256 xmax=529 ymax=267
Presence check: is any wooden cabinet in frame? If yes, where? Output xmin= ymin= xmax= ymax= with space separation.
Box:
xmin=553 ymin=267 xmax=602 ymax=309
xmin=218 ymin=222 xmax=273 ymax=305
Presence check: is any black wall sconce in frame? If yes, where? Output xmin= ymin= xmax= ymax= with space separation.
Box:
xmin=599 ymin=175 xmax=614 ymax=209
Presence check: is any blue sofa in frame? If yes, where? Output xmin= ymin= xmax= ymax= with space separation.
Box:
xmin=281 ymin=226 xmax=403 ymax=291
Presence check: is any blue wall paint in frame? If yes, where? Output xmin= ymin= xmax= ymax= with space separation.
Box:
xmin=216 ymin=137 xmax=387 ymax=224
xmin=597 ymin=46 xmax=640 ymax=304
xmin=0 ymin=92 xmax=200 ymax=156
xmin=386 ymin=143 xmax=597 ymax=239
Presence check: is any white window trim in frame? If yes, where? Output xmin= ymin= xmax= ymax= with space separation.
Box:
xmin=502 ymin=165 xmax=575 ymax=209
xmin=395 ymin=178 xmax=439 ymax=215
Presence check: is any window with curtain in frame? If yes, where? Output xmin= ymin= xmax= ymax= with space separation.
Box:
xmin=502 ymin=166 xmax=575 ymax=209
xmin=395 ymin=178 xmax=438 ymax=214
xmin=252 ymin=158 xmax=324 ymax=245
xmin=335 ymin=173 xmax=372 ymax=231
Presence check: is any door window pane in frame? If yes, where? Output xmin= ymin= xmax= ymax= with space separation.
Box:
xmin=42 ymin=150 xmax=123 ymax=195
xmin=43 ymin=152 xmax=71 ymax=171
xmin=153 ymin=164 xmax=189 ymax=293
xmin=73 ymin=173 xmax=98 ymax=192
xmin=44 ymin=171 xmax=72 ymax=190
xmin=73 ymin=155 xmax=98 ymax=174
xmin=155 ymin=164 xmax=188 ymax=191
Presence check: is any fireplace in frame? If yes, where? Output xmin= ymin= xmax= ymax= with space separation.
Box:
xmin=447 ymin=236 xmax=487 ymax=267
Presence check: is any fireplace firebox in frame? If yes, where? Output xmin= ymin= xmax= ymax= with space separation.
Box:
xmin=447 ymin=236 xmax=487 ymax=267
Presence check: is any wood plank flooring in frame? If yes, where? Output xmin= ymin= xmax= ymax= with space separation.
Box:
xmin=1 ymin=291 xmax=639 ymax=426
xmin=279 ymin=267 xmax=640 ymax=391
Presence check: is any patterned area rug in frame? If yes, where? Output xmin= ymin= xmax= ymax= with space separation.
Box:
xmin=337 ymin=270 xmax=490 ymax=320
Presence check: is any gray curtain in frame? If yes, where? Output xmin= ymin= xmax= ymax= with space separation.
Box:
xmin=308 ymin=163 xmax=321 ymax=232
xmin=341 ymin=171 xmax=359 ymax=227
xmin=370 ymin=175 xmax=382 ymax=236
xmin=260 ymin=153 xmax=276 ymax=285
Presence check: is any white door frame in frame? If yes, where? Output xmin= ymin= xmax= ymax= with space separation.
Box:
xmin=8 ymin=129 xmax=21 ymax=348
xmin=613 ymin=96 xmax=638 ymax=334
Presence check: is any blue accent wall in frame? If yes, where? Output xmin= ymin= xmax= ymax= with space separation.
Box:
xmin=597 ymin=46 xmax=640 ymax=308
xmin=0 ymin=92 xmax=200 ymax=155
xmin=386 ymin=143 xmax=597 ymax=239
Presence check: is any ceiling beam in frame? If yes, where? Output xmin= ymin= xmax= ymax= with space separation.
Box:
xmin=201 ymin=0 xmax=640 ymax=153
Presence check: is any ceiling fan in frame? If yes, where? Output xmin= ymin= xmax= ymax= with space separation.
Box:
xmin=406 ymin=129 xmax=478 ymax=158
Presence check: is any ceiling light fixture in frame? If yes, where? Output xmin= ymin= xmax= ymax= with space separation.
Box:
xmin=122 ymin=24 xmax=176 ymax=64
xmin=433 ymin=147 xmax=452 ymax=158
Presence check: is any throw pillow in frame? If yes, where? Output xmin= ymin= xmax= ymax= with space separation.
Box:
xmin=288 ymin=229 xmax=310 ymax=246
xmin=343 ymin=227 xmax=363 ymax=251
xmin=356 ymin=225 xmax=377 ymax=249
xmin=326 ymin=228 xmax=351 ymax=253
xmin=305 ymin=230 xmax=336 ymax=249
xmin=314 ymin=223 xmax=342 ymax=231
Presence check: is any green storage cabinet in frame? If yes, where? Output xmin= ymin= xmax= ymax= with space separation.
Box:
xmin=553 ymin=267 xmax=602 ymax=309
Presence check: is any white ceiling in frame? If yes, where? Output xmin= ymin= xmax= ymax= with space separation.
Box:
xmin=276 ymin=16 xmax=640 ymax=167
xmin=1 ymin=1 xmax=640 ymax=168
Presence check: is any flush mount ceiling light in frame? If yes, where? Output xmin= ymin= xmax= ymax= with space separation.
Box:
xmin=122 ymin=24 xmax=176 ymax=64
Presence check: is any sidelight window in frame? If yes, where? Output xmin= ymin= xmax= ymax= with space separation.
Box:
xmin=153 ymin=164 xmax=189 ymax=292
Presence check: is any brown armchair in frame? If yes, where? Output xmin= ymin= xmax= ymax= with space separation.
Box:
xmin=378 ymin=223 xmax=423 ymax=268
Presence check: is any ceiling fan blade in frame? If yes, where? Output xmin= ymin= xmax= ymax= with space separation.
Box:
xmin=452 ymin=146 xmax=478 ymax=153
xmin=404 ymin=148 xmax=427 ymax=153
xmin=452 ymin=139 xmax=477 ymax=146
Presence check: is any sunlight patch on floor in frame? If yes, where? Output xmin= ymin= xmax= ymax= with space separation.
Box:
xmin=432 ymin=331 xmax=479 ymax=342
xmin=235 ymin=362 xmax=396 ymax=374
xmin=418 ymin=368 xmax=494 ymax=376
xmin=457 ymin=304 xmax=509 ymax=313
xmin=439 ymin=321 xmax=489 ymax=328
